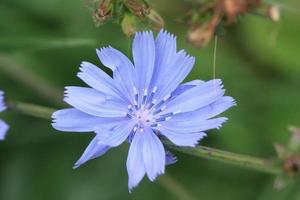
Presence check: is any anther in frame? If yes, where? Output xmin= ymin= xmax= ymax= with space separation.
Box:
xmin=163 ymin=94 xmax=171 ymax=102
xmin=133 ymin=87 xmax=138 ymax=95
xmin=160 ymin=105 xmax=167 ymax=111
xmin=142 ymin=88 xmax=148 ymax=104
xmin=173 ymin=110 xmax=181 ymax=115
xmin=165 ymin=117 xmax=172 ymax=121
xmin=143 ymin=89 xmax=148 ymax=96
xmin=152 ymin=86 xmax=158 ymax=93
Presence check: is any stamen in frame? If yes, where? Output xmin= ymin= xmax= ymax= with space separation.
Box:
xmin=163 ymin=94 xmax=171 ymax=101
xmin=154 ymin=101 xmax=164 ymax=109
xmin=173 ymin=110 xmax=181 ymax=115
xmin=143 ymin=88 xmax=148 ymax=96
xmin=155 ymin=118 xmax=165 ymax=122
xmin=142 ymin=88 xmax=148 ymax=104
xmin=165 ymin=117 xmax=172 ymax=121
xmin=158 ymin=112 xmax=173 ymax=118
xmin=128 ymin=105 xmax=134 ymax=113
xmin=126 ymin=113 xmax=133 ymax=119
xmin=133 ymin=87 xmax=138 ymax=95
xmin=155 ymin=116 xmax=172 ymax=122
xmin=145 ymin=87 xmax=157 ymax=106
xmin=133 ymin=87 xmax=139 ymax=108
xmin=152 ymin=86 xmax=157 ymax=93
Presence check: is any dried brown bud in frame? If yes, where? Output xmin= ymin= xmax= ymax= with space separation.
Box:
xmin=93 ymin=0 xmax=113 ymax=25
xmin=187 ymin=24 xmax=214 ymax=48
xmin=124 ymin=0 xmax=150 ymax=17
xmin=187 ymin=14 xmax=219 ymax=48
xmin=223 ymin=0 xmax=261 ymax=23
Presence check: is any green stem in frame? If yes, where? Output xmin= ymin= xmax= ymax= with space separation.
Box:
xmin=167 ymin=143 xmax=281 ymax=174
xmin=7 ymin=100 xmax=282 ymax=175
xmin=7 ymin=101 xmax=55 ymax=120
xmin=0 ymin=38 xmax=97 ymax=51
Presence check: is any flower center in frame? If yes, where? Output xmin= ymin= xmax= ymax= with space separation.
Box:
xmin=135 ymin=109 xmax=153 ymax=126
xmin=127 ymin=105 xmax=154 ymax=128
xmin=126 ymin=87 xmax=182 ymax=130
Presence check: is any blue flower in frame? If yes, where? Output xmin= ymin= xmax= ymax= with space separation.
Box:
xmin=0 ymin=90 xmax=9 ymax=141
xmin=52 ymin=30 xmax=235 ymax=191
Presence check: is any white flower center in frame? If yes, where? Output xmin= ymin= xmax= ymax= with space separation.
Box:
xmin=137 ymin=110 xmax=153 ymax=125
xmin=126 ymin=87 xmax=181 ymax=130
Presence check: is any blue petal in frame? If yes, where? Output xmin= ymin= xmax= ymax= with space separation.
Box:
xmin=165 ymin=151 xmax=177 ymax=165
xmin=132 ymin=32 xmax=155 ymax=99
xmin=171 ymin=80 xmax=204 ymax=98
xmin=73 ymin=134 xmax=111 ymax=169
xmin=159 ymin=126 xmax=206 ymax=147
xmin=52 ymin=108 xmax=127 ymax=132
xmin=160 ymin=79 xmax=225 ymax=115
xmin=149 ymin=30 xmax=177 ymax=91
xmin=159 ymin=117 xmax=228 ymax=133
xmin=99 ymin=120 xmax=136 ymax=147
xmin=97 ymin=46 xmax=136 ymax=103
xmin=64 ymin=86 xmax=127 ymax=117
xmin=142 ymin=127 xmax=165 ymax=181
xmin=77 ymin=61 xmax=122 ymax=99
xmin=127 ymin=129 xmax=146 ymax=191
xmin=0 ymin=90 xmax=6 ymax=112
xmin=0 ymin=120 xmax=9 ymax=141
xmin=170 ymin=96 xmax=236 ymax=121
xmin=152 ymin=50 xmax=195 ymax=103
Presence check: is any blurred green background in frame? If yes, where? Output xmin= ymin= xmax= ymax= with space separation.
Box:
xmin=0 ymin=0 xmax=300 ymax=199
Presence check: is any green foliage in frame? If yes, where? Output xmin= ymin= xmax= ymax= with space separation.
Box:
xmin=0 ymin=0 xmax=300 ymax=199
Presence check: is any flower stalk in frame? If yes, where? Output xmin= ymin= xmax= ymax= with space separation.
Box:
xmin=7 ymin=100 xmax=283 ymax=175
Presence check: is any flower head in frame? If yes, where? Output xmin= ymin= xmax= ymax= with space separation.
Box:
xmin=0 ymin=91 xmax=9 ymax=141
xmin=52 ymin=30 xmax=235 ymax=191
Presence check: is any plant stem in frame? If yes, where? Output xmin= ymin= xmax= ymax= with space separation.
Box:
xmin=7 ymin=101 xmax=55 ymax=120
xmin=0 ymin=38 xmax=97 ymax=51
xmin=6 ymin=100 xmax=283 ymax=175
xmin=167 ymin=143 xmax=281 ymax=174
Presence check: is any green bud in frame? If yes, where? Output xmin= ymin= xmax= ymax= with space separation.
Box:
xmin=121 ymin=13 xmax=142 ymax=37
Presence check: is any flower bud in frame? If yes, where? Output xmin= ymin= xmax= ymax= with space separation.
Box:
xmin=93 ymin=0 xmax=113 ymax=26
xmin=123 ymin=0 xmax=150 ymax=16
xmin=121 ymin=13 xmax=141 ymax=37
